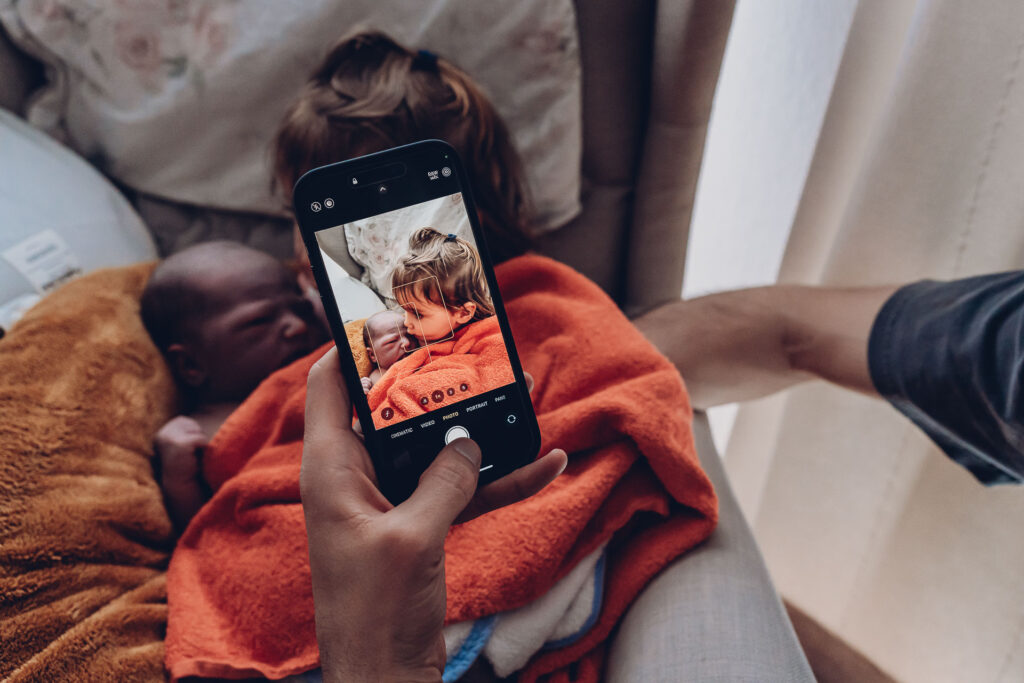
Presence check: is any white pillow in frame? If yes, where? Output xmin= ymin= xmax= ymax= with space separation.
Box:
xmin=0 ymin=109 xmax=156 ymax=331
xmin=0 ymin=0 xmax=582 ymax=233
xmin=319 ymin=260 xmax=386 ymax=324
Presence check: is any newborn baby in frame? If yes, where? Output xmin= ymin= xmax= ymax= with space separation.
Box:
xmin=360 ymin=309 xmax=414 ymax=394
xmin=140 ymin=241 xmax=327 ymax=529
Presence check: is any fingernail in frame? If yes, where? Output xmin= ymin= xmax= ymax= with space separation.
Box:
xmin=451 ymin=438 xmax=481 ymax=467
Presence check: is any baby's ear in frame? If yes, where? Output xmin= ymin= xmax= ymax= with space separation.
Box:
xmin=166 ymin=343 xmax=207 ymax=388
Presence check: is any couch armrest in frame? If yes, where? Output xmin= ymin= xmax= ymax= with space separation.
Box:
xmin=606 ymin=412 xmax=813 ymax=681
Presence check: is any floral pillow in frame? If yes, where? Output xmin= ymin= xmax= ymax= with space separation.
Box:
xmin=0 ymin=0 xmax=581 ymax=233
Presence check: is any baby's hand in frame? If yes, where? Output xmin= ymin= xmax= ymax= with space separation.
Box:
xmin=155 ymin=416 xmax=211 ymax=530
xmin=154 ymin=415 xmax=208 ymax=484
xmin=361 ymin=376 xmax=373 ymax=394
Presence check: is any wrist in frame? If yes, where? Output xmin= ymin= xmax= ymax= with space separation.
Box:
xmin=326 ymin=665 xmax=441 ymax=683
xmin=159 ymin=448 xmax=202 ymax=481
xmin=160 ymin=462 xmax=201 ymax=485
xmin=315 ymin=612 xmax=443 ymax=683
xmin=161 ymin=474 xmax=201 ymax=492
xmin=322 ymin=645 xmax=442 ymax=683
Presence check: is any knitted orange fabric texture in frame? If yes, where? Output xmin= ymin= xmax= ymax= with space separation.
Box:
xmin=166 ymin=255 xmax=718 ymax=682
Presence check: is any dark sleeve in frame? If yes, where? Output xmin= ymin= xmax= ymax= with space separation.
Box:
xmin=868 ymin=270 xmax=1024 ymax=485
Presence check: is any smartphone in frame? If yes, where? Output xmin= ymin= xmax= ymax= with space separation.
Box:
xmin=293 ymin=140 xmax=542 ymax=504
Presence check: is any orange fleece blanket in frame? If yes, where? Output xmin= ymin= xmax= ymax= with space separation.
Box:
xmin=367 ymin=315 xmax=515 ymax=427
xmin=166 ymin=254 xmax=717 ymax=682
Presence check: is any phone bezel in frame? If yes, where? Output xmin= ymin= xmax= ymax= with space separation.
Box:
xmin=293 ymin=139 xmax=541 ymax=500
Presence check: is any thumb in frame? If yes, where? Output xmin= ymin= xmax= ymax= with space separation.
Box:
xmin=398 ymin=438 xmax=482 ymax=541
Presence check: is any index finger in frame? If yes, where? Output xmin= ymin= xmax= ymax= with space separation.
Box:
xmin=302 ymin=347 xmax=385 ymax=518
xmin=305 ymin=347 xmax=355 ymax=442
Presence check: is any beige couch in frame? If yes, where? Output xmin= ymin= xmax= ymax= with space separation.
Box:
xmin=0 ymin=1 xmax=814 ymax=679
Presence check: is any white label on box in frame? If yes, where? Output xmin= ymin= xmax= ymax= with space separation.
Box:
xmin=2 ymin=230 xmax=83 ymax=294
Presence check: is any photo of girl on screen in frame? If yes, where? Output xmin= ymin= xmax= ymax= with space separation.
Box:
xmin=316 ymin=194 xmax=515 ymax=429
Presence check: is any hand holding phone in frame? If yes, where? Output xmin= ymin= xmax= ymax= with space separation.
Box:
xmin=294 ymin=140 xmax=543 ymax=503
xmin=301 ymin=347 xmax=566 ymax=680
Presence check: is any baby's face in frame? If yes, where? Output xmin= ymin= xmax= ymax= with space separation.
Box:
xmin=191 ymin=254 xmax=328 ymax=400
xmin=401 ymin=299 xmax=457 ymax=343
xmin=365 ymin=311 xmax=412 ymax=369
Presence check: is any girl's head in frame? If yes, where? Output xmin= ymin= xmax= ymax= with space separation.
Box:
xmin=391 ymin=228 xmax=493 ymax=342
xmin=272 ymin=30 xmax=533 ymax=263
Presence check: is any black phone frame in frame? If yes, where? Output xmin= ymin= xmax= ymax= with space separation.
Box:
xmin=293 ymin=139 xmax=542 ymax=503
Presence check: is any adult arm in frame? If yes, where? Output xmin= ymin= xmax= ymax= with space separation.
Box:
xmin=633 ymin=284 xmax=898 ymax=410
xmin=635 ymin=275 xmax=1024 ymax=484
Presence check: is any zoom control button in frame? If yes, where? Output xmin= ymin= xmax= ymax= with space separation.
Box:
xmin=445 ymin=425 xmax=470 ymax=444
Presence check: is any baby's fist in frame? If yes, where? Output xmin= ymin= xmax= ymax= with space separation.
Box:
xmin=360 ymin=376 xmax=373 ymax=394
xmin=155 ymin=416 xmax=208 ymax=483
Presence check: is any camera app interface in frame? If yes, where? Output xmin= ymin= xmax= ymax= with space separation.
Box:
xmin=316 ymin=193 xmax=516 ymax=432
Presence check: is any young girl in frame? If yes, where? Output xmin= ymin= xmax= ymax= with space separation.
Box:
xmin=391 ymin=227 xmax=494 ymax=344
xmin=359 ymin=227 xmax=513 ymax=426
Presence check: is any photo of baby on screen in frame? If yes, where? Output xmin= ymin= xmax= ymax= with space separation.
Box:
xmin=316 ymin=194 xmax=515 ymax=430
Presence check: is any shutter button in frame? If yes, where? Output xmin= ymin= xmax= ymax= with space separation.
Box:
xmin=445 ymin=425 xmax=470 ymax=444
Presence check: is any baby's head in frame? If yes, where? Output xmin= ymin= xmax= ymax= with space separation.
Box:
xmin=390 ymin=228 xmax=494 ymax=343
xmin=141 ymin=241 xmax=327 ymax=404
xmin=271 ymin=30 xmax=533 ymax=263
xmin=362 ymin=309 xmax=412 ymax=371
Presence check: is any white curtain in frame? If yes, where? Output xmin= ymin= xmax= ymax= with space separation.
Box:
xmin=723 ymin=1 xmax=1024 ymax=681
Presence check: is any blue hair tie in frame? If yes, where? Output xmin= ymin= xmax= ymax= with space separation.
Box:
xmin=445 ymin=233 xmax=457 ymax=242
xmin=414 ymin=49 xmax=439 ymax=71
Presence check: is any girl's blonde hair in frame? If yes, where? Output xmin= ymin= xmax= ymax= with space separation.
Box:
xmin=391 ymin=228 xmax=493 ymax=322
xmin=272 ymin=30 xmax=533 ymax=263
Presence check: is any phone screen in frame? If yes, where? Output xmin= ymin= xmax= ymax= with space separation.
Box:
xmin=315 ymin=192 xmax=516 ymax=430
xmin=295 ymin=141 xmax=539 ymax=501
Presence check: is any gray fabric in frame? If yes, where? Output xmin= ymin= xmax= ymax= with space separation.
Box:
xmin=537 ymin=0 xmax=655 ymax=301
xmin=626 ymin=0 xmax=735 ymax=315
xmin=606 ymin=413 xmax=814 ymax=682
xmin=132 ymin=192 xmax=294 ymax=259
xmin=542 ymin=0 xmax=735 ymax=314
